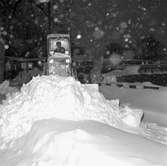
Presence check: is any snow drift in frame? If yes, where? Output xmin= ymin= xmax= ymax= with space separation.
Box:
xmin=0 ymin=75 xmax=166 ymax=166
xmin=0 ymin=75 xmax=143 ymax=147
xmin=0 ymin=119 xmax=167 ymax=166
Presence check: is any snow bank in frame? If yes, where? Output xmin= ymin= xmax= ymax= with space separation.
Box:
xmin=0 ymin=120 xmax=166 ymax=166
xmin=0 ymin=75 xmax=167 ymax=166
xmin=0 ymin=75 xmax=143 ymax=147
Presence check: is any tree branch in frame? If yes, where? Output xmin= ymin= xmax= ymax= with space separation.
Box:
xmin=1 ymin=0 xmax=13 ymax=10
xmin=33 ymin=2 xmax=50 ymax=17
xmin=11 ymin=0 xmax=23 ymax=18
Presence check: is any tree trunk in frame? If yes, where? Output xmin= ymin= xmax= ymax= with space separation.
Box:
xmin=90 ymin=44 xmax=104 ymax=83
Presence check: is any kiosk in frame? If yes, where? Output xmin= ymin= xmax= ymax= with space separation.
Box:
xmin=47 ymin=34 xmax=72 ymax=77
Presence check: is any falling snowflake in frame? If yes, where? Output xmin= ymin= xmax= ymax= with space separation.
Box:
xmin=124 ymin=34 xmax=131 ymax=39
xmin=149 ymin=28 xmax=155 ymax=32
xmin=106 ymin=50 xmax=110 ymax=55
xmin=53 ymin=18 xmax=60 ymax=23
xmin=0 ymin=27 xmax=4 ymax=31
xmin=105 ymin=13 xmax=110 ymax=16
xmin=163 ymin=48 xmax=167 ymax=52
xmin=53 ymin=5 xmax=58 ymax=10
xmin=90 ymin=39 xmax=93 ymax=42
xmin=128 ymin=19 xmax=131 ymax=25
xmin=9 ymin=35 xmax=14 ymax=39
xmin=4 ymin=45 xmax=9 ymax=49
xmin=88 ymin=2 xmax=92 ymax=7
xmin=67 ymin=27 xmax=71 ymax=31
xmin=76 ymin=34 xmax=82 ymax=39
xmin=125 ymin=38 xmax=129 ymax=42
xmin=125 ymin=44 xmax=129 ymax=48
xmin=8 ymin=15 xmax=12 ymax=19
xmin=161 ymin=22 xmax=166 ymax=26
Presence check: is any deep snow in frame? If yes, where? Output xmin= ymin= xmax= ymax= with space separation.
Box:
xmin=0 ymin=75 xmax=143 ymax=147
xmin=0 ymin=119 xmax=166 ymax=166
xmin=0 ymin=75 xmax=167 ymax=166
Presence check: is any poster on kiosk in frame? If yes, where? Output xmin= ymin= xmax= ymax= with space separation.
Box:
xmin=47 ymin=34 xmax=72 ymax=77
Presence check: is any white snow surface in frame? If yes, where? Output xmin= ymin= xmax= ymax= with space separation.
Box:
xmin=0 ymin=75 xmax=167 ymax=166
xmin=100 ymin=85 xmax=167 ymax=126
xmin=0 ymin=119 xmax=167 ymax=166
xmin=0 ymin=75 xmax=143 ymax=147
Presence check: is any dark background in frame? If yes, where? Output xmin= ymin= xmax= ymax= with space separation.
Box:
xmin=1 ymin=0 xmax=167 ymax=84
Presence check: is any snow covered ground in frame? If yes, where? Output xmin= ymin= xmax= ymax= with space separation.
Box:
xmin=0 ymin=75 xmax=166 ymax=166
xmin=0 ymin=119 xmax=166 ymax=166
xmin=100 ymin=85 xmax=167 ymax=126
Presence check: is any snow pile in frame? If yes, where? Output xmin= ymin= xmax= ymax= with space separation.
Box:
xmin=0 ymin=75 xmax=143 ymax=147
xmin=1 ymin=120 xmax=166 ymax=166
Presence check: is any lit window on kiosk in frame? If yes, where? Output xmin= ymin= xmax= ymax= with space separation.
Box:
xmin=47 ymin=34 xmax=72 ymax=77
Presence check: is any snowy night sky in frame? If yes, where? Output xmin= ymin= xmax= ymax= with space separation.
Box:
xmin=50 ymin=0 xmax=167 ymax=58
xmin=70 ymin=0 xmax=167 ymax=47
xmin=1 ymin=0 xmax=167 ymax=58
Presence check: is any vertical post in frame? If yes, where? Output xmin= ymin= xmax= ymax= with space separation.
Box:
xmin=48 ymin=0 xmax=52 ymax=33
xmin=0 ymin=39 xmax=5 ymax=83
